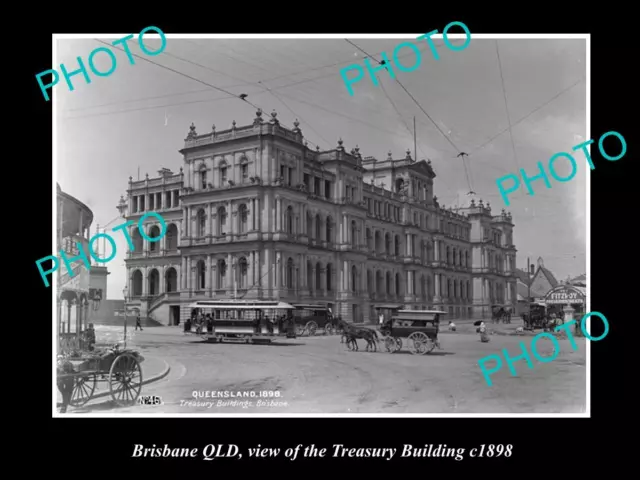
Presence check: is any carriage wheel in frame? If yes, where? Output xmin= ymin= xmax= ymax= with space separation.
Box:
xmin=109 ymin=353 xmax=143 ymax=407
xmin=70 ymin=374 xmax=96 ymax=407
xmin=395 ymin=337 xmax=403 ymax=351
xmin=306 ymin=322 xmax=318 ymax=336
xmin=324 ymin=324 xmax=334 ymax=335
xmin=408 ymin=332 xmax=430 ymax=355
xmin=384 ymin=336 xmax=399 ymax=353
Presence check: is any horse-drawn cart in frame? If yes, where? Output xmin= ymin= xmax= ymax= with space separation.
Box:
xmin=57 ymin=344 xmax=144 ymax=408
xmin=380 ymin=310 xmax=445 ymax=355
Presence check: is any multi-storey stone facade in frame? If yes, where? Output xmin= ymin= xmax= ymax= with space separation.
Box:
xmin=122 ymin=109 xmax=517 ymax=325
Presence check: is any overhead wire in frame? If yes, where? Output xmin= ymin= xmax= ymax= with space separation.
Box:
xmin=91 ymin=39 xmax=327 ymax=151
xmin=344 ymin=39 xmax=474 ymax=195
xmin=376 ymin=75 xmax=457 ymax=197
xmin=495 ymin=40 xmax=523 ymax=193
xmin=66 ymin=39 xmax=450 ymax=113
xmin=468 ymin=76 xmax=585 ymax=156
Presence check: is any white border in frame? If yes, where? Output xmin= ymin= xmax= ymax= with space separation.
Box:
xmin=52 ymin=33 xmax=590 ymax=418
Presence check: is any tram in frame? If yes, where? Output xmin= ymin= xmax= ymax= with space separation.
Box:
xmin=185 ymin=300 xmax=296 ymax=344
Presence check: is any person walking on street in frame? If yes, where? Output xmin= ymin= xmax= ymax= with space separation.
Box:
xmin=135 ymin=315 xmax=143 ymax=331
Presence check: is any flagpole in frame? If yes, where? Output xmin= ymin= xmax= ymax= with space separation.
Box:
xmin=413 ymin=116 xmax=417 ymax=161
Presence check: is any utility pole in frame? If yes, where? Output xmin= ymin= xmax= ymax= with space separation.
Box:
xmin=413 ymin=116 xmax=417 ymax=161
xmin=527 ymin=256 xmax=531 ymax=300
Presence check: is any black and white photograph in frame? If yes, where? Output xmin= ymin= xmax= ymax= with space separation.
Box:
xmin=53 ymin=33 xmax=588 ymax=417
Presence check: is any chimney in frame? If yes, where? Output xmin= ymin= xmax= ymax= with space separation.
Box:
xmin=529 ymin=264 xmax=535 ymax=275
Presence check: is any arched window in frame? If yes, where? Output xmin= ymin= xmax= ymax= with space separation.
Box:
xmin=148 ymin=268 xmax=160 ymax=295
xmin=132 ymin=270 xmax=143 ymax=296
xmin=238 ymin=257 xmax=248 ymax=288
xmin=165 ymin=267 xmax=177 ymax=293
xmin=385 ymin=233 xmax=391 ymax=254
xmin=326 ymin=263 xmax=332 ymax=291
xmin=196 ymin=260 xmax=206 ymax=290
xmin=366 ymin=228 xmax=372 ymax=250
xmin=285 ymin=206 xmax=294 ymax=235
xmin=367 ymin=269 xmax=373 ymax=292
xmin=286 ymin=258 xmax=294 ymax=288
xmin=196 ymin=209 xmax=206 ymax=237
xmin=375 ymin=231 xmax=382 ymax=252
xmin=148 ymin=225 xmax=161 ymax=251
xmin=351 ymin=265 xmax=357 ymax=292
xmin=351 ymin=221 xmax=357 ymax=248
xmin=219 ymin=161 xmax=228 ymax=187
xmin=217 ymin=260 xmax=226 ymax=288
xmin=395 ymin=273 xmax=402 ymax=296
xmin=238 ymin=204 xmax=248 ymax=234
xmin=200 ymin=170 xmax=207 ymax=189
xmin=132 ymin=229 xmax=143 ymax=252
xmin=307 ymin=260 xmax=313 ymax=289
xmin=218 ymin=207 xmax=227 ymax=236
xmin=326 ymin=217 xmax=333 ymax=243
xmin=376 ymin=270 xmax=383 ymax=294
xmin=421 ymin=275 xmax=426 ymax=299
xmin=315 ymin=262 xmax=321 ymax=291
xmin=394 ymin=235 xmax=400 ymax=256
xmin=315 ymin=214 xmax=321 ymax=240
xmin=446 ymin=246 xmax=451 ymax=265
xmin=307 ymin=213 xmax=313 ymax=239
xmin=166 ymin=224 xmax=178 ymax=251
xmin=386 ymin=272 xmax=391 ymax=294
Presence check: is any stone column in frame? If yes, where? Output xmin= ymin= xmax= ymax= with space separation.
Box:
xmin=276 ymin=197 xmax=281 ymax=231
xmin=434 ymin=273 xmax=441 ymax=301
xmin=206 ymin=255 xmax=212 ymax=290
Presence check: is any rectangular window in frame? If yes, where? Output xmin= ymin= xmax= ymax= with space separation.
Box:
xmin=241 ymin=164 xmax=248 ymax=182
xmin=201 ymin=171 xmax=207 ymax=189
xmin=324 ymin=180 xmax=331 ymax=199
xmin=220 ymin=167 xmax=227 ymax=186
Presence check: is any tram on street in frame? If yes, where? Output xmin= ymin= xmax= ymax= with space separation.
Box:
xmin=185 ymin=300 xmax=297 ymax=344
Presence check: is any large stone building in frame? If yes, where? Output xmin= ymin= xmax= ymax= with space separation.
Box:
xmin=121 ymin=109 xmax=517 ymax=325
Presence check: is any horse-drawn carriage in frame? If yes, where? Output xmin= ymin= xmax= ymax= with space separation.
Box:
xmin=291 ymin=304 xmax=336 ymax=336
xmin=380 ymin=310 xmax=444 ymax=355
xmin=491 ymin=304 xmax=513 ymax=324
xmin=57 ymin=344 xmax=145 ymax=409
xmin=521 ymin=302 xmax=564 ymax=331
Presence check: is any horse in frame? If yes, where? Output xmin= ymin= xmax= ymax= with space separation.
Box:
xmin=491 ymin=306 xmax=505 ymax=324
xmin=337 ymin=319 xmax=379 ymax=352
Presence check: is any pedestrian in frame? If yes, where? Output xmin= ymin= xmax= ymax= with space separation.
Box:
xmin=85 ymin=323 xmax=96 ymax=350
xmin=135 ymin=315 xmax=143 ymax=331
xmin=478 ymin=321 xmax=490 ymax=343
xmin=57 ymin=356 xmax=75 ymax=413
xmin=378 ymin=312 xmax=384 ymax=327
xmin=448 ymin=321 xmax=456 ymax=332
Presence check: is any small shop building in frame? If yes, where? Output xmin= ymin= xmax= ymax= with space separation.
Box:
xmin=543 ymin=284 xmax=586 ymax=323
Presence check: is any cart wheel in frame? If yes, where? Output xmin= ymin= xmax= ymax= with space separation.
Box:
xmin=70 ymin=374 xmax=96 ymax=407
xmin=324 ymin=324 xmax=334 ymax=335
xmin=408 ymin=332 xmax=430 ymax=355
xmin=307 ymin=321 xmax=318 ymax=336
xmin=109 ymin=353 xmax=143 ymax=407
xmin=384 ymin=336 xmax=398 ymax=353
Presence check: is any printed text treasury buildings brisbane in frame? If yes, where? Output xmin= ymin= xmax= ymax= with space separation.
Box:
xmin=121 ymin=109 xmax=517 ymax=325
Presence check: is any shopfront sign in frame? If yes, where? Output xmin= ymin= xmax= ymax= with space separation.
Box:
xmin=545 ymin=287 xmax=585 ymax=304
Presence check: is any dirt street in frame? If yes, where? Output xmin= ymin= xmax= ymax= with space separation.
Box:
xmin=73 ymin=325 xmax=586 ymax=414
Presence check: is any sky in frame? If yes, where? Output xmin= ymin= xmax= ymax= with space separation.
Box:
xmin=55 ymin=35 xmax=587 ymax=299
